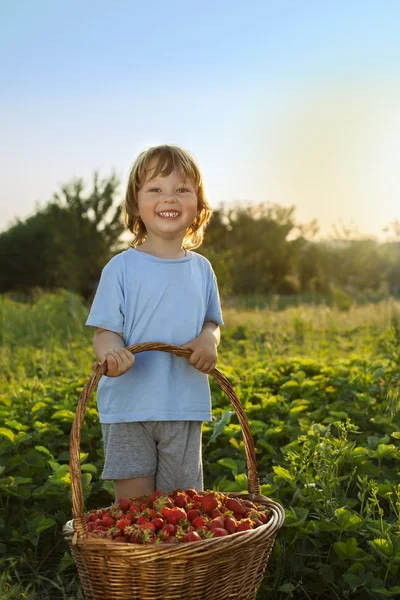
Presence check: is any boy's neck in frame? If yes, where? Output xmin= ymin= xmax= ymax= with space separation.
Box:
xmin=136 ymin=238 xmax=186 ymax=259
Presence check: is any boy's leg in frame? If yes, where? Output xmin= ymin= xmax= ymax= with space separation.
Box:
xmin=114 ymin=476 xmax=155 ymax=500
xmin=101 ymin=422 xmax=158 ymax=500
xmin=155 ymin=421 xmax=203 ymax=493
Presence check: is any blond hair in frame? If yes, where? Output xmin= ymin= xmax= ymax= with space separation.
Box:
xmin=123 ymin=145 xmax=212 ymax=250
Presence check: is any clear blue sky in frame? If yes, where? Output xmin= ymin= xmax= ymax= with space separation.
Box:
xmin=1 ymin=0 xmax=400 ymax=238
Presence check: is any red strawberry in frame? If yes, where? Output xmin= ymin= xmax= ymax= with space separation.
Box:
xmin=94 ymin=525 xmax=107 ymax=533
xmin=197 ymin=493 xmax=220 ymax=515
xmin=253 ymin=519 xmax=264 ymax=527
xmin=102 ymin=516 xmax=115 ymax=528
xmin=137 ymin=516 xmax=149 ymax=525
xmin=160 ymin=523 xmax=175 ymax=536
xmin=186 ymin=509 xmax=200 ymax=522
xmin=192 ymin=516 xmax=208 ymax=529
xmin=219 ymin=506 xmax=231 ymax=514
xmin=175 ymin=492 xmax=190 ymax=508
xmin=161 ymin=507 xmax=187 ymax=525
xmin=164 ymin=536 xmax=179 ymax=544
xmin=224 ymin=517 xmax=237 ymax=534
xmin=211 ymin=528 xmax=229 ymax=537
xmin=182 ymin=531 xmax=202 ymax=542
xmin=242 ymin=500 xmax=258 ymax=510
xmin=117 ymin=498 xmax=130 ymax=512
xmin=185 ymin=489 xmax=197 ymax=498
xmin=116 ymin=518 xmax=131 ymax=531
xmin=237 ymin=519 xmax=254 ymax=532
xmin=225 ymin=498 xmax=246 ymax=515
xmin=211 ymin=509 xmax=223 ymax=518
xmin=154 ymin=494 xmax=175 ymax=511
xmin=209 ymin=516 xmax=225 ymax=530
xmin=151 ymin=518 xmax=164 ymax=530
xmin=114 ymin=535 xmax=127 ymax=542
xmin=139 ymin=522 xmax=156 ymax=533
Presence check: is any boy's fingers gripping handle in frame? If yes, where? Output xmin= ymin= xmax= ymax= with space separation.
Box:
xmin=69 ymin=342 xmax=261 ymax=538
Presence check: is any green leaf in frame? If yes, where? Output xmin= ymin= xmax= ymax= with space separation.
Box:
xmin=81 ymin=463 xmax=97 ymax=475
xmin=335 ymin=508 xmax=362 ymax=530
xmin=57 ymin=551 xmax=76 ymax=573
xmin=28 ymin=516 xmax=56 ymax=546
xmin=206 ymin=410 xmax=234 ymax=447
xmin=34 ymin=446 xmax=54 ymax=458
xmin=273 ymin=466 xmax=294 ymax=483
xmin=51 ymin=409 xmax=75 ymax=422
xmin=279 ymin=583 xmax=297 ymax=592
xmin=334 ymin=538 xmax=360 ymax=560
xmin=0 ymin=428 xmax=15 ymax=443
xmin=217 ymin=457 xmax=238 ymax=474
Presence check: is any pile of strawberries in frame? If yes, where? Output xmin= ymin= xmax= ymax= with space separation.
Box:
xmin=85 ymin=489 xmax=270 ymax=544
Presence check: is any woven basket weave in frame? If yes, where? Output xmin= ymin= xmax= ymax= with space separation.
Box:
xmin=65 ymin=342 xmax=285 ymax=600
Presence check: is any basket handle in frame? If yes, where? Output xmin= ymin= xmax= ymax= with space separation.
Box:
xmin=70 ymin=342 xmax=261 ymax=537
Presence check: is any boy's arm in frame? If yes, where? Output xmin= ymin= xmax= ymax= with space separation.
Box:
xmin=181 ymin=321 xmax=221 ymax=374
xmin=92 ymin=328 xmax=134 ymax=377
xmin=201 ymin=321 xmax=221 ymax=347
xmin=93 ymin=328 xmax=125 ymax=362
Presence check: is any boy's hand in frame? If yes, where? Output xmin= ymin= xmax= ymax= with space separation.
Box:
xmin=91 ymin=348 xmax=135 ymax=377
xmin=181 ymin=331 xmax=218 ymax=374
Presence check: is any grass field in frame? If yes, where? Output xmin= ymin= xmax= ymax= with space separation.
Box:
xmin=1 ymin=291 xmax=400 ymax=599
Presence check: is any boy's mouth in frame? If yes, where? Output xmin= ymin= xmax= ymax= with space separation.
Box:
xmin=157 ymin=211 xmax=180 ymax=219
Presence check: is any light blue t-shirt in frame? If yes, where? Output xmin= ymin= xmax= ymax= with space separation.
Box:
xmin=85 ymin=248 xmax=224 ymax=423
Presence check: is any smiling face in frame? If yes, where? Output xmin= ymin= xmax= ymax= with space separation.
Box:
xmin=137 ymin=162 xmax=199 ymax=244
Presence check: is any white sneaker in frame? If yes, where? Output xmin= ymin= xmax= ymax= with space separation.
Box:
xmin=63 ymin=519 xmax=74 ymax=535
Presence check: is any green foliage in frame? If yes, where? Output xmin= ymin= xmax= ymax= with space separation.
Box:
xmin=0 ymin=173 xmax=124 ymax=300
xmin=1 ymin=294 xmax=400 ymax=598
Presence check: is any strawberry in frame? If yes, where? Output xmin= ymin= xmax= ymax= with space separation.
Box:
xmin=219 ymin=506 xmax=231 ymax=514
xmin=101 ymin=516 xmax=115 ymax=528
xmin=192 ymin=516 xmax=208 ymax=529
xmin=93 ymin=525 xmax=107 ymax=533
xmin=196 ymin=527 xmax=214 ymax=539
xmin=139 ymin=522 xmax=156 ymax=533
xmin=237 ymin=519 xmax=254 ymax=532
xmin=185 ymin=489 xmax=197 ymax=498
xmin=160 ymin=523 xmax=175 ymax=537
xmin=114 ymin=535 xmax=127 ymax=542
xmin=252 ymin=519 xmax=264 ymax=527
xmin=117 ymin=498 xmax=130 ymax=512
xmin=225 ymin=498 xmax=246 ymax=515
xmin=224 ymin=517 xmax=237 ymax=534
xmin=148 ymin=491 xmax=164 ymax=505
xmin=209 ymin=516 xmax=225 ymax=530
xmin=165 ymin=536 xmax=179 ymax=543
xmin=196 ymin=492 xmax=220 ymax=515
xmin=116 ymin=518 xmax=131 ymax=531
xmin=151 ymin=518 xmax=164 ymax=530
xmin=175 ymin=492 xmax=190 ymax=508
xmin=182 ymin=531 xmax=202 ymax=542
xmin=211 ymin=509 xmax=223 ymax=518
xmin=161 ymin=507 xmax=187 ymax=525
xmin=187 ymin=509 xmax=200 ymax=522
xmin=211 ymin=528 xmax=229 ymax=537
xmin=137 ymin=515 xmax=150 ymax=525
xmin=153 ymin=494 xmax=175 ymax=511
xmin=242 ymin=500 xmax=258 ymax=510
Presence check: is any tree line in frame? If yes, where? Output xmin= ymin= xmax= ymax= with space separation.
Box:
xmin=1 ymin=173 xmax=399 ymax=302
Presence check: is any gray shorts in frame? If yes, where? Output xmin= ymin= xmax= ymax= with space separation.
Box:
xmin=101 ymin=421 xmax=203 ymax=493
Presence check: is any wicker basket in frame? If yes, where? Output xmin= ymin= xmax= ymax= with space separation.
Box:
xmin=64 ymin=342 xmax=285 ymax=600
